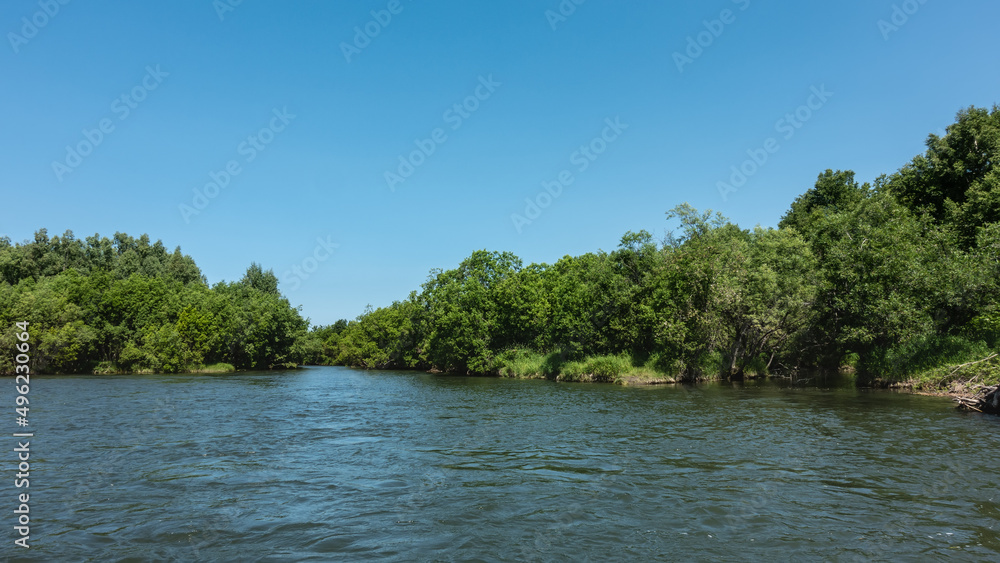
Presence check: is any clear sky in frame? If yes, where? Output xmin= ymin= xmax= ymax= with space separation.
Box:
xmin=2 ymin=0 xmax=998 ymax=326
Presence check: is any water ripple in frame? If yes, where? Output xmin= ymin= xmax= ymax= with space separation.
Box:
xmin=4 ymin=368 xmax=998 ymax=562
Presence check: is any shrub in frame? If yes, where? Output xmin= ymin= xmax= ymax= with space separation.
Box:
xmin=693 ymin=350 xmax=726 ymax=379
xmin=495 ymin=349 xmax=547 ymax=379
xmin=557 ymin=354 xmax=632 ymax=383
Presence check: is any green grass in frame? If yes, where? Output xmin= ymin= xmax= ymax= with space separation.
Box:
xmin=692 ymin=350 xmax=727 ymax=379
xmin=557 ymin=353 xmax=678 ymax=384
xmin=91 ymin=361 xmax=237 ymax=375
xmin=92 ymin=361 xmax=124 ymax=375
xmin=872 ymin=335 xmax=993 ymax=379
xmin=859 ymin=334 xmax=999 ymax=389
xmin=558 ymin=354 xmax=632 ymax=383
xmin=494 ymin=350 xmax=679 ymax=383
xmin=906 ymin=353 xmax=1000 ymax=392
xmin=191 ymin=362 xmax=236 ymax=374
xmin=494 ymin=350 xmax=551 ymax=379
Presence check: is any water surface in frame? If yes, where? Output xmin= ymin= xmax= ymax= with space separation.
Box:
xmin=5 ymin=367 xmax=999 ymax=561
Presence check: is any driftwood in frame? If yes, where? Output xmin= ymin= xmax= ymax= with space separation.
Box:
xmin=955 ymin=383 xmax=1000 ymax=414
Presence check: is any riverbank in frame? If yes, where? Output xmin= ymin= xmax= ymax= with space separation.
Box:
xmin=408 ymin=349 xmax=1000 ymax=411
xmin=850 ymin=353 xmax=1000 ymax=413
xmin=881 ymin=353 xmax=1000 ymax=392
xmin=491 ymin=351 xmax=683 ymax=385
xmin=90 ymin=362 xmax=238 ymax=375
xmin=498 ymin=369 xmax=680 ymax=386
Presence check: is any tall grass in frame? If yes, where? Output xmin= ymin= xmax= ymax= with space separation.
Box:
xmin=494 ymin=350 xmax=551 ymax=379
xmin=558 ymin=354 xmax=670 ymax=383
xmin=494 ymin=350 xmax=676 ymax=383
xmin=193 ymin=362 xmax=237 ymax=374
xmin=558 ymin=354 xmax=633 ymax=383
xmin=860 ymin=334 xmax=999 ymax=387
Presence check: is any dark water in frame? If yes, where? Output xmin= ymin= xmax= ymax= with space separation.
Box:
xmin=4 ymin=366 xmax=999 ymax=562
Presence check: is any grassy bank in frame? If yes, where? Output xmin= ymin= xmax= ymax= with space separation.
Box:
xmin=853 ymin=334 xmax=1000 ymax=396
xmin=901 ymin=354 xmax=1000 ymax=395
xmin=189 ymin=362 xmax=238 ymax=374
xmin=493 ymin=350 xmax=679 ymax=385
xmin=479 ymin=343 xmax=1000 ymax=396
xmin=91 ymin=362 xmax=238 ymax=375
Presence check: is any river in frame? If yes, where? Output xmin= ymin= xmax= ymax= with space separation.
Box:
xmin=5 ymin=366 xmax=999 ymax=561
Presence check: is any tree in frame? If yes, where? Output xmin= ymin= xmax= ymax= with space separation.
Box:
xmin=241 ymin=262 xmax=280 ymax=295
xmin=886 ymin=105 xmax=1000 ymax=246
xmin=779 ymin=169 xmax=868 ymax=234
xmin=417 ymin=250 xmax=522 ymax=373
xmin=664 ymin=203 xmax=728 ymax=247
xmin=794 ymin=193 xmax=967 ymax=371
xmin=0 ymin=231 xmax=305 ymax=374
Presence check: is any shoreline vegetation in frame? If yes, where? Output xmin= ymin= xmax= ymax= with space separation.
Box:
xmin=3 ymin=106 xmax=999 ymax=411
xmin=0 ymin=232 xmax=310 ymax=376
xmin=90 ymin=361 xmax=240 ymax=375
xmin=307 ymin=106 xmax=1000 ymax=405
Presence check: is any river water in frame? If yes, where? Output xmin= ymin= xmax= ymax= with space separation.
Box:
xmin=5 ymin=366 xmax=999 ymax=561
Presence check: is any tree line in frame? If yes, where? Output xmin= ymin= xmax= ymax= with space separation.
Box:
xmin=309 ymin=105 xmax=1000 ymax=385
xmin=5 ymin=106 xmax=997 ymax=383
xmin=0 ymin=232 xmax=309 ymax=374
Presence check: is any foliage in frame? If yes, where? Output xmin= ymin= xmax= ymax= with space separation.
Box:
xmin=558 ymin=354 xmax=634 ymax=383
xmin=324 ymin=106 xmax=1000 ymax=388
xmin=884 ymin=105 xmax=1000 ymax=247
xmin=9 ymin=106 xmax=999 ymax=388
xmin=778 ymin=169 xmax=868 ymax=233
xmin=494 ymin=349 xmax=550 ymax=379
xmin=0 ymin=232 xmax=309 ymax=374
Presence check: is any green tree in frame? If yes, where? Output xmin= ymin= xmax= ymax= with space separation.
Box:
xmin=0 ymin=231 xmax=301 ymax=374
xmin=418 ymin=250 xmax=522 ymax=373
xmin=779 ymin=170 xmax=868 ymax=234
xmin=886 ymin=105 xmax=1000 ymax=246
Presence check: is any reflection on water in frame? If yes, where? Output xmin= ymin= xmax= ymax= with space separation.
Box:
xmin=5 ymin=367 xmax=999 ymax=561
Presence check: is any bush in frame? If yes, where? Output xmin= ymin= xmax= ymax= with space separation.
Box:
xmin=540 ymin=351 xmax=566 ymax=376
xmin=693 ymin=350 xmax=726 ymax=379
xmin=840 ymin=352 xmax=860 ymax=368
xmin=587 ymin=355 xmax=633 ymax=379
xmin=967 ymin=313 xmax=1000 ymax=348
xmin=494 ymin=349 xmax=547 ymax=379
xmin=196 ymin=362 xmax=236 ymax=373
xmin=646 ymin=353 xmax=686 ymax=377
xmin=557 ymin=354 xmax=632 ymax=383
xmin=557 ymin=361 xmax=588 ymax=381
xmin=742 ymin=353 xmax=770 ymax=378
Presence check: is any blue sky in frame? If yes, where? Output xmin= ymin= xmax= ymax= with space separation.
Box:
xmin=2 ymin=0 xmax=998 ymax=326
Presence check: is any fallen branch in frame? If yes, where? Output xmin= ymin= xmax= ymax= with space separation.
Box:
xmin=955 ymin=383 xmax=1000 ymax=414
xmin=947 ymin=353 xmax=998 ymax=378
